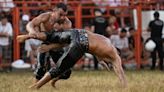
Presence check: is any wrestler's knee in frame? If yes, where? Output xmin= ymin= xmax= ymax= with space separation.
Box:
xmin=34 ymin=67 xmax=46 ymax=80
xmin=48 ymin=67 xmax=62 ymax=79
xmin=59 ymin=69 xmax=72 ymax=79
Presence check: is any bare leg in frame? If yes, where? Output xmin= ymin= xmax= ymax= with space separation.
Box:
xmin=99 ymin=61 xmax=110 ymax=71
xmin=29 ymin=72 xmax=52 ymax=89
xmin=112 ymin=54 xmax=127 ymax=87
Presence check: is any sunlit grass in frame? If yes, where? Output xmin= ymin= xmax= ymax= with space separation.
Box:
xmin=0 ymin=70 xmax=164 ymax=92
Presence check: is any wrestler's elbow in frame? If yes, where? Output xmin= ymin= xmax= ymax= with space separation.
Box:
xmin=67 ymin=23 xmax=72 ymax=29
xmin=64 ymin=21 xmax=72 ymax=29
xmin=26 ymin=22 xmax=31 ymax=32
xmin=26 ymin=22 xmax=34 ymax=32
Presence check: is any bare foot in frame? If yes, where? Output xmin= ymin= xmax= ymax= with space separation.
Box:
xmin=50 ymin=78 xmax=59 ymax=88
xmin=28 ymin=83 xmax=37 ymax=89
xmin=35 ymin=79 xmax=39 ymax=83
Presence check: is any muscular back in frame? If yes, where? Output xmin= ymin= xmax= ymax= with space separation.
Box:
xmin=87 ymin=31 xmax=115 ymax=60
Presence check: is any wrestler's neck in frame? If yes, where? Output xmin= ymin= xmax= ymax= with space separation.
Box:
xmin=49 ymin=12 xmax=59 ymax=24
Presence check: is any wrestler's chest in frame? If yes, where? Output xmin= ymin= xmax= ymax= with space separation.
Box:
xmin=43 ymin=22 xmax=54 ymax=31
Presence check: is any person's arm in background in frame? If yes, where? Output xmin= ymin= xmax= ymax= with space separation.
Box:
xmin=91 ymin=19 xmax=95 ymax=33
xmin=91 ymin=26 xmax=95 ymax=33
xmin=147 ymin=21 xmax=152 ymax=32
xmin=128 ymin=36 xmax=134 ymax=51
xmin=7 ymin=22 xmax=13 ymax=37
xmin=26 ymin=12 xmax=50 ymax=36
xmin=0 ymin=31 xmax=8 ymax=37
xmin=0 ymin=22 xmax=13 ymax=37
xmin=162 ymin=21 xmax=164 ymax=40
xmin=122 ymin=37 xmax=129 ymax=52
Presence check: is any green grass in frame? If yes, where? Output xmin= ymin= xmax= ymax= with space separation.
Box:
xmin=0 ymin=70 xmax=164 ymax=92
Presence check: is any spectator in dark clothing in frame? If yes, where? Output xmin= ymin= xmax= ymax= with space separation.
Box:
xmin=128 ymin=27 xmax=150 ymax=67
xmin=147 ymin=11 xmax=164 ymax=70
xmin=91 ymin=9 xmax=108 ymax=36
xmin=128 ymin=27 xmax=143 ymax=51
xmin=128 ymin=27 xmax=135 ymax=51
xmin=91 ymin=9 xmax=108 ymax=70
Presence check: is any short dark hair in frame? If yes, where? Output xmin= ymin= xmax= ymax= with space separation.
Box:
xmin=154 ymin=11 xmax=159 ymax=18
xmin=121 ymin=28 xmax=127 ymax=33
xmin=56 ymin=3 xmax=67 ymax=12
xmin=1 ymin=16 xmax=7 ymax=20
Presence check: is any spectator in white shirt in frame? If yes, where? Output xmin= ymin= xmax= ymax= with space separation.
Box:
xmin=25 ymin=39 xmax=42 ymax=70
xmin=110 ymin=28 xmax=133 ymax=61
xmin=0 ymin=16 xmax=13 ymax=70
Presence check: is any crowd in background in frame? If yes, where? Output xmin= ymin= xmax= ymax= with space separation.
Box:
xmin=0 ymin=0 xmax=163 ymax=72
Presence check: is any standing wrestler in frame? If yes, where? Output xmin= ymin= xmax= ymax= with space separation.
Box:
xmin=26 ymin=3 xmax=72 ymax=87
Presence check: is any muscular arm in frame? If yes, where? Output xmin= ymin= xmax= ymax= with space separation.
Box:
xmin=62 ymin=17 xmax=72 ymax=29
xmin=48 ymin=17 xmax=72 ymax=51
xmin=26 ymin=12 xmax=50 ymax=33
xmin=0 ymin=32 xmax=8 ymax=37
xmin=147 ymin=21 xmax=152 ymax=32
xmin=55 ymin=17 xmax=72 ymax=30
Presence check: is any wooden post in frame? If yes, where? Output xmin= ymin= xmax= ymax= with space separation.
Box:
xmin=135 ymin=4 xmax=142 ymax=69
xmin=75 ymin=4 xmax=82 ymax=28
xmin=13 ymin=7 xmax=20 ymax=61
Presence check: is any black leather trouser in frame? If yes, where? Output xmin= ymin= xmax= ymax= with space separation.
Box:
xmin=45 ymin=30 xmax=86 ymax=78
xmin=35 ymin=48 xmax=72 ymax=80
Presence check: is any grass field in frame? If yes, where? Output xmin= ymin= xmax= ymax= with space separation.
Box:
xmin=0 ymin=70 xmax=164 ymax=92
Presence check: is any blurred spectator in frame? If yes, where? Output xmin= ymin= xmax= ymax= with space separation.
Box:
xmin=91 ymin=9 xmax=108 ymax=36
xmin=83 ymin=23 xmax=93 ymax=32
xmin=0 ymin=0 xmax=15 ymax=12
xmin=106 ymin=14 xmax=119 ymax=37
xmin=20 ymin=13 xmax=30 ymax=34
xmin=92 ymin=0 xmax=108 ymax=12
xmin=128 ymin=27 xmax=150 ymax=67
xmin=0 ymin=16 xmax=13 ymax=70
xmin=147 ymin=11 xmax=163 ymax=70
xmin=25 ymin=39 xmax=42 ymax=70
xmin=91 ymin=9 xmax=108 ymax=70
xmin=83 ymin=53 xmax=94 ymax=70
xmin=128 ymin=27 xmax=136 ymax=51
xmin=92 ymin=0 xmax=129 ymax=12
xmin=110 ymin=28 xmax=133 ymax=61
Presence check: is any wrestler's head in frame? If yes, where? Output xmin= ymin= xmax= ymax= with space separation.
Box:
xmin=53 ymin=3 xmax=68 ymax=23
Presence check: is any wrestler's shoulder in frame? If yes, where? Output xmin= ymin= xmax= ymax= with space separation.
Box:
xmin=39 ymin=12 xmax=52 ymax=17
xmin=41 ymin=12 xmax=51 ymax=15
